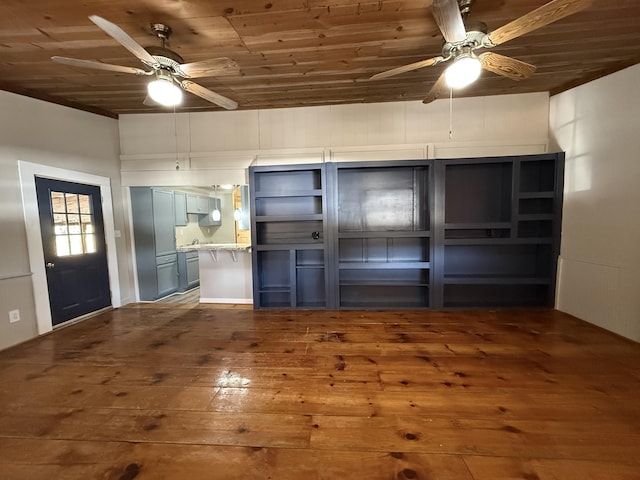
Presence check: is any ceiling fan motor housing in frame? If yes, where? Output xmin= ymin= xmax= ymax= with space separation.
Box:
xmin=144 ymin=46 xmax=185 ymax=74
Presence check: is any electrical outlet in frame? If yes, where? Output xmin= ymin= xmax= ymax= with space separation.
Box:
xmin=9 ymin=309 xmax=20 ymax=323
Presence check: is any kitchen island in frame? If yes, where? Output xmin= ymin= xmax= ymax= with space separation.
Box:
xmin=177 ymin=243 xmax=252 ymax=304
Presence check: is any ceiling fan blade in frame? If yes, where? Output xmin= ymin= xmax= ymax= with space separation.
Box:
xmin=487 ymin=0 xmax=594 ymax=47
xmin=177 ymin=57 xmax=240 ymax=79
xmin=52 ymin=56 xmax=150 ymax=75
xmin=480 ymin=52 xmax=536 ymax=80
xmin=181 ymin=81 xmax=238 ymax=110
xmin=370 ymin=56 xmax=444 ymax=81
xmin=423 ymin=71 xmax=450 ymax=104
xmin=431 ymin=0 xmax=467 ymax=44
xmin=89 ymin=15 xmax=158 ymax=66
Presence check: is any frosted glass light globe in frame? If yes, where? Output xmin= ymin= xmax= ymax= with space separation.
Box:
xmin=147 ymin=78 xmax=183 ymax=106
xmin=445 ymin=55 xmax=482 ymax=89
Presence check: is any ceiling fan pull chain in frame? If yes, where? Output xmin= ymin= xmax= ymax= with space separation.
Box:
xmin=449 ymin=87 xmax=453 ymax=140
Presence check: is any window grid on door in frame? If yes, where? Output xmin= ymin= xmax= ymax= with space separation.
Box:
xmin=50 ymin=191 xmax=97 ymax=256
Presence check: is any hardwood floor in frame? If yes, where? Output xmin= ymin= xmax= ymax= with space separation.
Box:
xmin=1 ymin=306 xmax=639 ymax=479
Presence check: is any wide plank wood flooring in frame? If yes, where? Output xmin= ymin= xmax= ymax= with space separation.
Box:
xmin=1 ymin=305 xmax=639 ymax=479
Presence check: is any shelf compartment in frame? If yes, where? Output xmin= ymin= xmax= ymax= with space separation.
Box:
xmin=254 ymin=169 xmax=322 ymax=193
xmin=255 ymin=214 xmax=323 ymax=222
xmin=443 ymin=275 xmax=550 ymax=285
xmin=296 ymin=267 xmax=325 ymax=307
xmin=519 ymin=159 xmax=556 ymax=193
xmin=517 ymin=220 xmax=553 ymax=238
xmin=296 ymin=249 xmax=324 ymax=267
xmin=259 ymin=290 xmax=291 ymax=308
xmin=340 ymin=268 xmax=429 ymax=285
xmin=256 ymin=250 xmax=290 ymax=290
xmin=340 ymin=285 xmax=429 ymax=308
xmin=339 ymin=231 xmax=429 ymax=238
xmin=337 ymin=166 xmax=429 ymax=232
xmin=339 ymin=237 xmax=429 ymax=263
xmin=444 ymin=244 xmax=552 ymax=278
xmin=445 ymin=227 xmax=511 ymax=240
xmin=518 ymin=197 xmax=554 ymax=215
xmin=256 ymin=220 xmax=324 ymax=245
xmin=443 ymin=284 xmax=550 ymax=308
xmin=445 ymin=162 xmax=512 ymax=224
xmin=255 ymin=196 xmax=322 ymax=216
xmin=254 ymin=189 xmax=322 ymax=198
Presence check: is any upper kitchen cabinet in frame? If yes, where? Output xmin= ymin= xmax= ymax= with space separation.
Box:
xmin=130 ymin=187 xmax=178 ymax=301
xmin=199 ymin=197 xmax=222 ymax=227
xmin=174 ymin=191 xmax=187 ymax=226
xmin=186 ymin=194 xmax=210 ymax=214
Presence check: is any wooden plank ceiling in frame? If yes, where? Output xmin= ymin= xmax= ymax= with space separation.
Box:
xmin=0 ymin=0 xmax=639 ymax=118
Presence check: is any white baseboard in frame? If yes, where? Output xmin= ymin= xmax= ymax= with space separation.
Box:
xmin=200 ymin=297 xmax=253 ymax=304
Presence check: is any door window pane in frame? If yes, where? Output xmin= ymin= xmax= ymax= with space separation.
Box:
xmin=51 ymin=191 xmax=98 ymax=257
xmin=51 ymin=191 xmax=66 ymax=213
xmin=65 ymin=193 xmax=78 ymax=214
xmin=56 ymin=236 xmax=70 ymax=257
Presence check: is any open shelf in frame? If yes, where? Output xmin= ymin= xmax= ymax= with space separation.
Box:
xmin=444 ymin=284 xmax=550 ymax=308
xmin=445 ymin=162 xmax=512 ymax=224
xmin=337 ymin=165 xmax=429 ymax=232
xmin=255 ymin=196 xmax=322 ymax=216
xmin=253 ymin=169 xmax=322 ymax=194
xmin=339 ymin=237 xmax=429 ymax=264
xmin=444 ymin=244 xmax=552 ymax=278
xmin=520 ymin=159 xmax=556 ymax=193
xmin=255 ymin=220 xmax=324 ymax=245
xmin=340 ymin=285 xmax=429 ymax=308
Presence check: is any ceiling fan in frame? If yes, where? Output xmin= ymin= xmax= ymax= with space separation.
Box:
xmin=52 ymin=15 xmax=239 ymax=110
xmin=370 ymin=0 xmax=594 ymax=104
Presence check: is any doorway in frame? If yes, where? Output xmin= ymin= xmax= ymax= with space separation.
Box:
xmin=35 ymin=177 xmax=111 ymax=325
xmin=18 ymin=161 xmax=121 ymax=335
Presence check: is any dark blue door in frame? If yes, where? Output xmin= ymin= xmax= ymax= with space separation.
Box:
xmin=35 ymin=177 xmax=111 ymax=326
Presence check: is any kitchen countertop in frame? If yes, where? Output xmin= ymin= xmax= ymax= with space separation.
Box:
xmin=177 ymin=243 xmax=251 ymax=252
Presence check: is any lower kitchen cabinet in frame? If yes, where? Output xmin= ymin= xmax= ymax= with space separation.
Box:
xmin=156 ymin=254 xmax=179 ymax=298
xmin=178 ymin=251 xmax=200 ymax=291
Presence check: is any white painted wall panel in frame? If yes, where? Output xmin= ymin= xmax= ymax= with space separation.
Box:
xmin=190 ymin=110 xmax=260 ymax=152
xmin=120 ymin=93 xmax=550 ymax=181
xmin=550 ymin=63 xmax=640 ymax=341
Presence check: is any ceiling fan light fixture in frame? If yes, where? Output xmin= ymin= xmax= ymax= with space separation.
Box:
xmin=445 ymin=52 xmax=482 ymax=89
xmin=147 ymin=71 xmax=183 ymax=106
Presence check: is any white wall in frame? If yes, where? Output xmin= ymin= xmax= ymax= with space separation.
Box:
xmin=550 ymin=64 xmax=640 ymax=342
xmin=119 ymin=92 xmax=551 ymax=186
xmin=0 ymin=91 xmax=131 ymax=350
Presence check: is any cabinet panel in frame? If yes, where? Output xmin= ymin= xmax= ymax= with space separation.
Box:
xmin=186 ymin=256 xmax=200 ymax=289
xmin=152 ymin=189 xmax=176 ymax=257
xmin=174 ymin=192 xmax=187 ymax=226
xmin=156 ymin=260 xmax=178 ymax=298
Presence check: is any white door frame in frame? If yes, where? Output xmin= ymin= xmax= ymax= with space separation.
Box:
xmin=18 ymin=161 xmax=121 ymax=335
